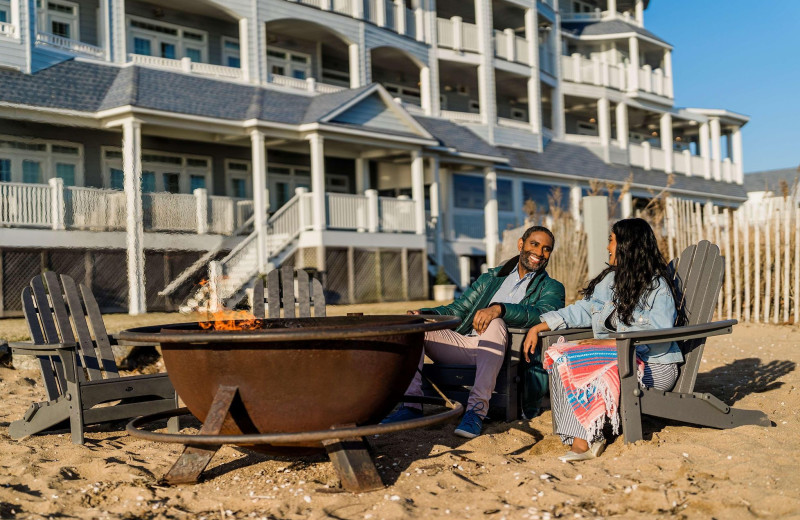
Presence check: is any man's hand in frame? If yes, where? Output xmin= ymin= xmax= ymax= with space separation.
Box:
xmin=472 ymin=305 xmax=502 ymax=335
xmin=523 ymin=322 xmax=551 ymax=363
xmin=407 ymin=309 xmax=422 ymax=315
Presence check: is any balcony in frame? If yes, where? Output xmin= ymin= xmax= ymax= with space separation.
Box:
xmin=36 ymin=32 xmax=104 ymax=58
xmin=365 ymin=0 xmax=420 ymax=39
xmin=560 ymin=7 xmax=641 ymax=27
xmin=0 ymin=21 xmax=15 ymax=38
xmin=561 ymin=54 xmax=672 ymax=98
xmin=436 ymin=17 xmax=480 ymax=53
xmin=128 ymin=54 xmax=244 ymax=81
xmin=293 ymin=0 xmax=356 ymax=16
xmin=270 ymin=74 xmax=346 ymax=94
xmin=494 ymin=30 xmax=530 ymax=66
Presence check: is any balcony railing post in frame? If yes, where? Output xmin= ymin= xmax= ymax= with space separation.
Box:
xmin=48 ymin=177 xmax=65 ymax=230
xmin=306 ymin=77 xmax=316 ymax=92
xmin=683 ymin=149 xmax=692 ymax=177
xmin=414 ymin=6 xmax=424 ymax=41
xmin=194 ymin=187 xmax=208 ymax=234
xmin=572 ymin=53 xmax=581 ymax=82
xmin=181 ymin=56 xmax=192 ymax=73
xmin=503 ymin=28 xmax=515 ymax=61
xmin=366 ymin=189 xmax=379 ymax=232
xmin=452 ymin=16 xmax=462 ymax=52
xmin=642 ymin=141 xmax=652 ymax=171
xmin=394 ymin=0 xmax=405 ymax=34
xmin=296 ymin=187 xmax=310 ymax=230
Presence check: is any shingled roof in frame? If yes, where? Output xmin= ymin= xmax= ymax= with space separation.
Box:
xmin=561 ymin=20 xmax=669 ymax=46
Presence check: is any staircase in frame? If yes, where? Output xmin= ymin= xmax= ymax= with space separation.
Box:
xmin=169 ymin=191 xmax=311 ymax=312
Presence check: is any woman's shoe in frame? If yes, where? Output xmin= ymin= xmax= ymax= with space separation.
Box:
xmin=558 ymin=439 xmax=606 ymax=462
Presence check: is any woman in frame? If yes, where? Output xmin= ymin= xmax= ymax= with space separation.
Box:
xmin=523 ymin=218 xmax=682 ymax=462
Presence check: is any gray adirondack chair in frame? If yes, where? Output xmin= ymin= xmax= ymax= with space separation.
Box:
xmin=540 ymin=240 xmax=771 ymax=443
xmin=8 ymin=272 xmax=178 ymax=445
xmin=251 ymin=265 xmax=326 ymax=319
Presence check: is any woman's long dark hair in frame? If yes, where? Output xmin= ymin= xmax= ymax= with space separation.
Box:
xmin=581 ymin=218 xmax=676 ymax=326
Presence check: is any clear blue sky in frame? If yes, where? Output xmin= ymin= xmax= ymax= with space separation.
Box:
xmin=645 ymin=1 xmax=800 ymax=173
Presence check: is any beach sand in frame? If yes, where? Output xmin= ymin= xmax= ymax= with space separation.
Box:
xmin=0 ymin=312 xmax=797 ymax=519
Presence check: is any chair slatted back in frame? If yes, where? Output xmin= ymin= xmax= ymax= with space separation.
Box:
xmin=252 ymin=265 xmax=326 ymax=319
xmin=669 ymin=240 xmax=725 ymax=393
xmin=22 ymin=273 xmax=120 ymax=401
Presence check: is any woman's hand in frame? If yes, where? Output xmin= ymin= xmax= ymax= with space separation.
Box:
xmin=523 ymin=322 xmax=551 ymax=363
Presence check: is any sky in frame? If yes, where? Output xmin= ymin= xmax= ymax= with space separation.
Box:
xmin=645 ymin=1 xmax=800 ymax=174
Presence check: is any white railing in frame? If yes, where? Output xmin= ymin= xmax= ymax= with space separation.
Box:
xmin=563 ymin=134 xmax=600 ymax=145
xmin=436 ymin=17 xmax=479 ymax=53
xmin=327 ymin=192 xmax=369 ymax=230
xmin=236 ymin=200 xmax=254 ymax=230
xmin=129 ymin=53 xmax=184 ymax=71
xmin=333 ymin=0 xmax=352 ymax=15
xmin=379 ymin=197 xmax=415 ymax=232
xmin=650 ymin=147 xmax=666 ymax=171
xmin=315 ymin=82 xmax=346 ymax=93
xmin=0 ymin=182 xmax=52 ymax=228
xmin=216 ymin=233 xmax=260 ymax=301
xmin=494 ymin=30 xmax=530 ymax=65
xmin=494 ymin=30 xmax=510 ymax=61
xmin=672 ymin=150 xmax=687 ymax=175
xmin=563 ymin=54 xmax=627 ymax=91
xmin=297 ymin=0 xmax=323 ymax=7
xmin=272 ymin=74 xmax=309 ymax=90
xmin=366 ymin=0 xmax=378 ymax=23
xmin=498 ymin=117 xmax=530 ymax=130
xmin=208 ymin=196 xmax=238 ymax=235
xmin=514 ymin=36 xmax=529 ymax=65
xmin=608 ymin=63 xmax=626 ymax=90
xmin=691 ymin=155 xmax=705 ymax=176
xmin=191 ymin=62 xmax=243 ymax=80
xmin=462 ymin=22 xmax=479 ymax=52
xmin=441 ymin=110 xmax=483 ymax=124
xmin=722 ymin=158 xmax=733 ymax=183
xmin=36 ymin=32 xmax=104 ymax=57
xmin=437 ymin=17 xmax=454 ymax=48
xmin=145 ymin=192 xmax=197 ymax=232
xmin=0 ymin=22 xmax=17 ymax=38
xmin=637 ymin=66 xmax=669 ymax=97
xmin=65 ymin=187 xmax=126 ymax=230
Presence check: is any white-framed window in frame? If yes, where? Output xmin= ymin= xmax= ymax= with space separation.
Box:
xmin=268 ymin=164 xmax=311 ymax=210
xmin=0 ymin=0 xmax=11 ymax=24
xmin=102 ymin=148 xmax=211 ymax=193
xmin=127 ymin=15 xmax=208 ymax=62
xmin=221 ymin=37 xmax=240 ymax=68
xmin=267 ymin=47 xmax=311 ymax=79
xmin=225 ymin=160 xmax=251 ymax=198
xmin=37 ymin=0 xmax=79 ymax=39
xmin=0 ymin=135 xmax=83 ymax=185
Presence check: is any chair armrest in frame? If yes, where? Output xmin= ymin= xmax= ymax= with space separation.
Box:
xmin=538 ymin=327 xmax=593 ymax=339
xmin=609 ymin=320 xmax=737 ymax=345
xmin=8 ymin=341 xmax=77 ymax=356
xmin=109 ymin=334 xmax=160 ymax=348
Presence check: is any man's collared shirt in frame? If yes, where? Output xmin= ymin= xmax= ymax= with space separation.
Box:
xmin=489 ymin=263 xmax=536 ymax=305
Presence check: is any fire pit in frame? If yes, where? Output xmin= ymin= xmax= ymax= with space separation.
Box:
xmin=120 ymin=314 xmax=461 ymax=492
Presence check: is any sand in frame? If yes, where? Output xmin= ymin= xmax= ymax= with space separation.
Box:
xmin=0 ymin=310 xmax=798 ymax=519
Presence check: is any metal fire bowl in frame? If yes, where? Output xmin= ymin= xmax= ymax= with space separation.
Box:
xmin=119 ymin=315 xmax=459 ymax=450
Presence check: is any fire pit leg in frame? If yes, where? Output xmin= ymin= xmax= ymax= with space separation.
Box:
xmin=162 ymin=385 xmax=238 ymax=485
xmin=323 ymin=433 xmax=384 ymax=493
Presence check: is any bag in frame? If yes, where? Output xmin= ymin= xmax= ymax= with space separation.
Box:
xmin=521 ymin=353 xmax=549 ymax=419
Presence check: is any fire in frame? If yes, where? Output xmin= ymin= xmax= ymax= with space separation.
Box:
xmin=199 ymin=309 xmax=262 ymax=331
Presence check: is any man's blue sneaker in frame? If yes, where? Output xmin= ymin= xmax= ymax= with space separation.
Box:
xmin=454 ymin=404 xmax=485 ymax=439
xmin=381 ymin=405 xmax=423 ymax=424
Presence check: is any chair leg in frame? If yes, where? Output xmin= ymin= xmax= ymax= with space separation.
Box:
xmin=619 ymin=374 xmax=643 ymax=444
xmin=167 ymin=393 xmax=180 ymax=433
xmin=67 ymin=382 xmax=85 ymax=445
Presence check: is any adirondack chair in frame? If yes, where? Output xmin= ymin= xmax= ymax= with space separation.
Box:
xmin=8 ymin=272 xmax=178 ymax=445
xmin=251 ymin=265 xmax=326 ymax=319
xmin=421 ymin=330 xmax=529 ymax=421
xmin=540 ymin=240 xmax=771 ymax=443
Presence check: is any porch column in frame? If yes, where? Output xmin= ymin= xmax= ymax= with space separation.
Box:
xmin=598 ymin=97 xmax=611 ymax=162
xmin=732 ymin=126 xmax=744 ymax=184
xmin=710 ymin=118 xmax=722 ymax=181
xmin=570 ymin=184 xmax=582 ymax=226
xmin=475 ymin=0 xmax=496 ymax=140
xmin=525 ymin=6 xmax=542 ymax=144
xmin=660 ymin=112 xmax=673 ymax=173
xmin=620 ymin=191 xmax=632 ymax=218
xmin=484 ymin=168 xmax=499 ymax=268
xmin=420 ymin=66 xmax=432 ymax=115
xmin=250 ymin=129 xmax=268 ymax=270
xmin=239 ymin=19 xmax=251 ymax=83
xmin=411 ymin=150 xmax=426 ymax=235
xmin=109 ymin=0 xmax=126 ymax=63
xmin=376 ymin=0 xmax=387 ymax=27
xmin=699 ymin=121 xmax=711 ymax=179
xmin=627 ymin=36 xmax=639 ymax=92
xmin=309 ymin=133 xmax=326 ymax=231
xmin=664 ymin=49 xmax=673 ymax=98
xmin=429 ymin=156 xmax=444 ymax=267
xmin=607 ymin=0 xmax=616 ymax=14
xmin=348 ymin=43 xmax=362 ymax=88
xmin=634 ymin=0 xmax=644 ymax=25
xmin=615 ymin=101 xmax=629 ymax=151
xmin=98 ymin=0 xmax=111 ymax=61
xmin=356 ymin=157 xmax=370 ymax=193
xmin=122 ymin=118 xmax=146 ymax=315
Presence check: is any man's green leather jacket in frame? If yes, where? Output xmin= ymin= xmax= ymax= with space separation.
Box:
xmin=421 ymin=256 xmax=566 ymax=335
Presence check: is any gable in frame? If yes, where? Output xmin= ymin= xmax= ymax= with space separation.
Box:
xmin=330 ymin=93 xmax=419 ymax=135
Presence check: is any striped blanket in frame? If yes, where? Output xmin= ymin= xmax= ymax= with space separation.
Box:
xmin=544 ymin=337 xmax=643 ymax=440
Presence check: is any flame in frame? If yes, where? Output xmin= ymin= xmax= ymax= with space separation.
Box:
xmin=199 ymin=309 xmax=262 ymax=331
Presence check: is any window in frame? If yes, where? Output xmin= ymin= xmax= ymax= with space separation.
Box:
xmin=226 ymin=160 xmax=251 ymax=198
xmin=0 ymin=0 xmax=9 ymax=24
xmin=268 ymin=164 xmax=312 ymax=210
xmin=222 ymin=38 xmax=240 ymax=68
xmin=190 ymin=175 xmax=206 ymax=191
xmin=497 ymin=179 xmax=513 ymax=211
xmin=0 ymin=158 xmax=10 ymax=181
xmin=55 ymin=163 xmax=75 ymax=185
xmin=110 ymin=168 xmax=124 ymax=190
xmin=22 ymin=160 xmax=41 ymax=183
xmin=163 ymin=173 xmax=180 ymax=193
xmin=453 ymin=174 xmax=484 ymax=209
xmin=39 ymin=0 xmax=79 ymax=40
xmin=231 ymin=178 xmax=246 ymax=198
xmin=142 ymin=171 xmax=156 ymax=192
xmin=267 ymin=47 xmax=310 ymax=79
xmin=128 ymin=16 xmax=207 ymax=62
xmin=523 ymin=182 xmax=568 ymax=212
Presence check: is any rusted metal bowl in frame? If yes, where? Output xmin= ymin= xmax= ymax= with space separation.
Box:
xmin=119 ymin=315 xmax=458 ymax=451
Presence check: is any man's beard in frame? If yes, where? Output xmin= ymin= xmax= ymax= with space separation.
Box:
xmin=520 ymin=252 xmax=548 ymax=273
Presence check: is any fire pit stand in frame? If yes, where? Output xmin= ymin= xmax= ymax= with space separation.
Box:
xmin=128 ymin=395 xmax=462 ymax=492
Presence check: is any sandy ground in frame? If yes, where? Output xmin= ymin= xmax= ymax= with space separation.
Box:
xmin=0 ymin=304 xmax=798 ymax=519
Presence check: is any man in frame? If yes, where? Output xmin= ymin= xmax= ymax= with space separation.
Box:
xmin=384 ymin=226 xmax=565 ymax=438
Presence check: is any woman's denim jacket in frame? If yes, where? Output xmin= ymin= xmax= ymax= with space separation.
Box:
xmin=540 ymin=272 xmax=683 ymax=364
